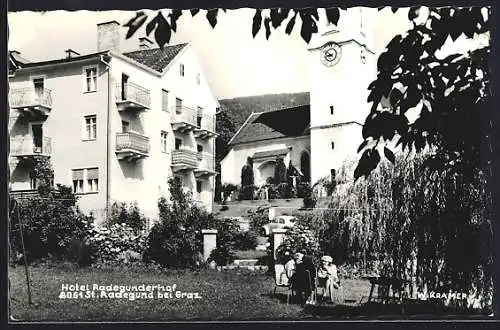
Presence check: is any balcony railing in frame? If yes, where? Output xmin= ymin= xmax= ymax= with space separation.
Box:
xmin=115 ymin=82 xmax=151 ymax=110
xmin=171 ymin=149 xmax=198 ymax=171
xmin=194 ymin=113 xmax=217 ymax=139
xmin=10 ymin=88 xmax=53 ymax=114
xmin=195 ymin=152 xmax=217 ymax=177
xmin=115 ymin=132 xmax=150 ymax=161
xmin=171 ymin=106 xmax=198 ymax=132
xmin=10 ymin=136 xmax=52 ymax=158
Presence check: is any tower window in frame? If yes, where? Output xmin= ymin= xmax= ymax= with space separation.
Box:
xmin=330 ymin=105 xmax=334 ymax=115
xmin=331 ymin=142 xmax=335 ymax=150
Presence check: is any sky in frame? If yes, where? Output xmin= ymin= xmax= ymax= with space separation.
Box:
xmin=7 ymin=8 xmax=427 ymax=99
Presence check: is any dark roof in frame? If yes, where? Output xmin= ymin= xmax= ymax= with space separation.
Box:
xmin=252 ymin=148 xmax=289 ymax=159
xmin=122 ymin=43 xmax=188 ymax=73
xmin=229 ymin=105 xmax=310 ymax=145
xmin=17 ymin=51 xmax=108 ymax=69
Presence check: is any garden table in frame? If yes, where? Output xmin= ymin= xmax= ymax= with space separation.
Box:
xmin=361 ymin=275 xmax=410 ymax=304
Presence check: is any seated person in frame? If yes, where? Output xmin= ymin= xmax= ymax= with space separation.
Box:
xmin=280 ymin=252 xmax=296 ymax=285
xmin=292 ymin=253 xmax=315 ymax=303
xmin=317 ymin=255 xmax=340 ymax=302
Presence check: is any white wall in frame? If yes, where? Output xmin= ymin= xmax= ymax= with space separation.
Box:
xmin=221 ymin=136 xmax=310 ymax=186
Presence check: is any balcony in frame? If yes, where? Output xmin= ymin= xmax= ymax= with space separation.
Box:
xmin=115 ymin=131 xmax=150 ymax=161
xmin=171 ymin=106 xmax=198 ymax=133
xmin=194 ymin=114 xmax=217 ymax=139
xmin=115 ymin=82 xmax=151 ymax=111
xmin=171 ymin=149 xmax=198 ymax=172
xmin=10 ymin=88 xmax=52 ymax=116
xmin=10 ymin=137 xmax=52 ymax=159
xmin=195 ymin=152 xmax=217 ymax=177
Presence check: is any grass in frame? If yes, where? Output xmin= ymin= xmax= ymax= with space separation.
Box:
xmin=9 ymin=264 xmax=489 ymax=321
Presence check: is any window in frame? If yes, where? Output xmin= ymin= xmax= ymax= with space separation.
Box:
xmin=175 ymin=98 xmax=182 ymax=113
xmin=83 ymin=66 xmax=98 ymax=92
xmin=330 ymin=169 xmax=336 ymax=182
xmin=72 ymin=169 xmax=84 ymax=194
xmin=197 ymin=144 xmax=203 ymax=153
xmin=331 ymin=141 xmax=335 ymax=150
xmin=196 ymin=73 xmax=200 ymax=85
xmin=196 ymin=180 xmax=202 ymax=194
xmin=175 ymin=138 xmax=182 ymax=150
xmin=197 ymin=106 xmax=203 ymax=126
xmin=330 ymin=105 xmax=334 ymax=115
xmin=122 ymin=120 xmax=129 ymax=133
xmin=84 ymin=115 xmax=97 ymax=140
xmin=161 ymin=131 xmax=168 ymax=153
xmin=179 ymin=64 xmax=185 ymax=77
xmin=87 ymin=168 xmax=99 ymax=193
xmin=72 ymin=168 xmax=99 ymax=194
xmin=162 ymin=89 xmax=169 ymax=112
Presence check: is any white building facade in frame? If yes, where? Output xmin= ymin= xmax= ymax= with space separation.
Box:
xmin=9 ymin=21 xmax=218 ymax=224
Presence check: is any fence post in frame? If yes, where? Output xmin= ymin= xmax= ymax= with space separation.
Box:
xmin=201 ymin=229 xmax=217 ymax=262
xmin=272 ymin=228 xmax=287 ymax=261
xmin=268 ymin=207 xmax=276 ymax=221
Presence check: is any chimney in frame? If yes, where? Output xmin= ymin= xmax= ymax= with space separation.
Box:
xmin=138 ymin=37 xmax=154 ymax=50
xmin=97 ymin=20 xmax=120 ymax=52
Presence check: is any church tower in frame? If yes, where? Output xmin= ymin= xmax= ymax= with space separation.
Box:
xmin=308 ymin=8 xmax=377 ymax=184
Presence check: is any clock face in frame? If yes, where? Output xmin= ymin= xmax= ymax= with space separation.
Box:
xmin=321 ymin=42 xmax=342 ymax=67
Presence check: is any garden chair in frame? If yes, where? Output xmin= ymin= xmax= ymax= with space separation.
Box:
xmin=313 ymin=268 xmax=345 ymax=306
xmin=272 ymin=264 xmax=294 ymax=304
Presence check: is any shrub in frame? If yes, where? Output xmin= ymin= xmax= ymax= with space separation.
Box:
xmin=106 ymin=201 xmax=147 ymax=234
xmin=274 ymin=157 xmax=287 ymax=184
xmin=87 ymin=222 xmax=147 ymax=263
xmin=277 ymin=182 xmax=296 ymax=199
xmin=275 ymin=222 xmax=321 ymax=262
xmin=247 ymin=209 xmax=269 ymax=232
xmin=241 ymin=157 xmax=254 ymax=186
xmin=302 ymin=185 xmax=317 ymax=209
xmin=232 ymin=230 xmax=258 ymax=251
xmin=221 ymin=183 xmax=238 ymax=201
xmin=10 ymin=179 xmax=94 ymax=264
xmin=296 ymin=181 xmax=310 ymax=198
xmin=238 ymin=184 xmax=255 ymax=200
xmin=209 ymin=246 xmax=236 ymax=266
xmin=144 ymin=178 xmax=240 ymax=268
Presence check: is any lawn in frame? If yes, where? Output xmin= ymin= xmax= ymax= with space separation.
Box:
xmin=9 ymin=264 xmax=488 ymax=321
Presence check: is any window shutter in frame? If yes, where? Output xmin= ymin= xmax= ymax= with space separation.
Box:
xmin=72 ymin=169 xmax=84 ymax=180
xmin=87 ymin=168 xmax=99 ymax=180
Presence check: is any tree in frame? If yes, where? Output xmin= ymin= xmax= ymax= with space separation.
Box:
xmin=240 ymin=157 xmax=254 ymax=186
xmin=274 ymin=157 xmax=287 ymax=184
xmin=215 ymin=109 xmax=238 ymax=201
xmin=353 ymin=7 xmax=491 ymax=180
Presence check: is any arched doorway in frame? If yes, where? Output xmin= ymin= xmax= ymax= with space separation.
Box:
xmin=300 ymin=151 xmax=310 ymax=182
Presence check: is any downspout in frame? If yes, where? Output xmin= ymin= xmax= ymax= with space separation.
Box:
xmin=100 ymin=54 xmax=111 ymax=220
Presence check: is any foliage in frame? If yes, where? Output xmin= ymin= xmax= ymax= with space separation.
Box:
xmin=220 ymin=183 xmax=238 ymax=201
xmin=29 ymin=156 xmax=54 ymax=195
xmin=241 ymin=157 xmax=254 ymax=186
xmin=219 ymin=92 xmax=309 ymax=127
xmin=87 ymin=222 xmax=147 ymax=263
xmin=274 ymin=221 xmax=321 ymax=264
xmin=274 ymin=157 xmax=287 ymax=184
xmin=247 ymin=208 xmax=269 ymax=232
xmin=296 ymin=181 xmax=310 ymax=198
xmin=10 ymin=184 xmax=94 ymax=264
xmin=355 ymin=7 xmax=491 ymax=179
xmin=105 ymin=201 xmax=147 ymax=234
xmin=238 ymin=184 xmax=256 ymax=200
xmin=143 ymin=178 xmax=204 ymax=268
xmin=277 ymin=182 xmax=296 ymax=199
xmin=313 ymin=155 xmax=493 ymax=308
xmin=207 ymin=216 xmax=241 ymax=266
xmin=232 ymin=230 xmax=258 ymax=251
xmin=144 ymin=177 xmax=240 ymax=268
xmin=124 ymin=8 xmax=340 ymax=48
xmin=301 ymin=184 xmax=317 ymax=209
xmin=215 ymin=110 xmax=238 ymax=202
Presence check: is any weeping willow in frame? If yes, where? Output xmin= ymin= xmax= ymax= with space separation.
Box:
xmin=306 ymin=153 xmax=493 ymax=309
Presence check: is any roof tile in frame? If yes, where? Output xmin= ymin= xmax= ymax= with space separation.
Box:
xmin=122 ymin=43 xmax=188 ymax=73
